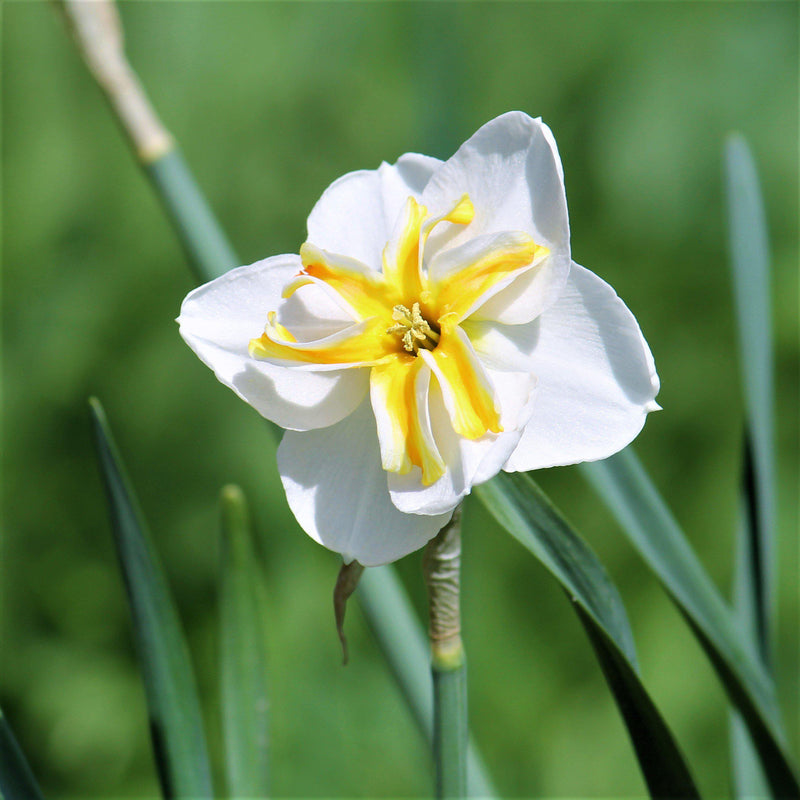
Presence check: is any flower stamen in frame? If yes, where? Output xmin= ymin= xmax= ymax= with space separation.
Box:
xmin=387 ymin=302 xmax=440 ymax=354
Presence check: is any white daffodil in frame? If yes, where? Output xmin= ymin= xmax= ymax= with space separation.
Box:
xmin=179 ymin=111 xmax=659 ymax=566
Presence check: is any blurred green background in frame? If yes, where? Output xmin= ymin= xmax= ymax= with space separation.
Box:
xmin=3 ymin=2 xmax=797 ymax=797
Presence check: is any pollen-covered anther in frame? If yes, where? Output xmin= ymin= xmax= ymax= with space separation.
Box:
xmin=387 ymin=302 xmax=440 ymax=354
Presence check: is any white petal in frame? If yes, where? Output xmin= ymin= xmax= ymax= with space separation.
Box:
xmin=306 ymin=153 xmax=443 ymax=269
xmin=460 ymin=318 xmax=539 ymax=372
xmin=388 ymin=370 xmax=536 ymax=514
xmin=278 ymin=399 xmax=452 ymax=566
xmin=178 ymin=255 xmax=368 ymax=430
xmin=504 ymin=263 xmax=660 ymax=471
xmin=422 ymin=112 xmax=570 ymax=322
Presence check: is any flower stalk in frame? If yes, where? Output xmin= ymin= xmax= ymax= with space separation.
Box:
xmin=59 ymin=0 xmax=172 ymax=162
xmin=57 ymin=0 xmax=237 ymax=285
xmin=424 ymin=507 xmax=467 ymax=799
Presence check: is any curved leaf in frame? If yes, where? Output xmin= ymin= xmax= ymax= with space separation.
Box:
xmin=580 ymin=450 xmax=798 ymax=798
xmin=725 ymin=134 xmax=776 ymax=797
xmin=90 ymin=398 xmax=213 ymax=799
xmin=476 ymin=472 xmax=701 ymax=800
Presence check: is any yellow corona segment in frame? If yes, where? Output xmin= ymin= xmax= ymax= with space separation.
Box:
xmin=250 ymin=194 xmax=543 ymax=482
xmin=370 ymin=357 xmax=446 ymax=486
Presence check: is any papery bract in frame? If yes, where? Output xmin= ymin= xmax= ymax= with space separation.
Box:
xmin=179 ymin=112 xmax=659 ymax=566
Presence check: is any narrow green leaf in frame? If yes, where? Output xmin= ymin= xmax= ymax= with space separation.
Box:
xmin=725 ymin=135 xmax=775 ymax=631
xmin=89 ymin=398 xmax=213 ymax=799
xmin=580 ymin=449 xmax=799 ymax=798
xmin=219 ymin=484 xmax=270 ymax=799
xmin=476 ymin=473 xmax=701 ymax=800
xmin=0 ymin=708 xmax=45 ymax=800
xmin=729 ymin=466 xmax=770 ymax=797
xmin=725 ymin=133 xmax=776 ymax=796
xmin=358 ymin=568 xmax=496 ymax=798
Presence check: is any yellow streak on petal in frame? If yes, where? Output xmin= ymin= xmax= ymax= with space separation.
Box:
xmin=298 ymin=243 xmax=396 ymax=320
xmin=249 ymin=316 xmax=392 ymax=366
xmin=371 ymin=356 xmax=445 ymax=486
xmin=428 ymin=320 xmax=501 ymax=440
xmin=438 ymin=193 xmax=475 ymax=226
xmin=382 ymin=197 xmax=427 ymax=299
xmin=435 ymin=238 xmax=548 ymax=322
xmin=418 ymin=194 xmax=475 ymax=262
xmin=264 ymin=311 xmax=297 ymax=343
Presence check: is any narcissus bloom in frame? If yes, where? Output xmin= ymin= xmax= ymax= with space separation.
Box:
xmin=179 ymin=112 xmax=659 ymax=566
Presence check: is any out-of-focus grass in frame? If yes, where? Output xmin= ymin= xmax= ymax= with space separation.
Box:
xmin=2 ymin=3 xmax=797 ymax=797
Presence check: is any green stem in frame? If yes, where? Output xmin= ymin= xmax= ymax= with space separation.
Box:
xmin=424 ymin=508 xmax=467 ymax=799
xmin=145 ymin=150 xmax=238 ymax=285
xmin=432 ymin=657 xmax=468 ymax=800
xmin=358 ymin=568 xmax=495 ymax=798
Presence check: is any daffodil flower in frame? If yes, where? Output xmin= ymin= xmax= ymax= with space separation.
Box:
xmin=179 ymin=112 xmax=659 ymax=566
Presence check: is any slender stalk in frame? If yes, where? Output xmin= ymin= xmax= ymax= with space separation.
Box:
xmin=424 ymin=507 xmax=467 ymax=799
xmin=58 ymin=0 xmax=237 ymax=285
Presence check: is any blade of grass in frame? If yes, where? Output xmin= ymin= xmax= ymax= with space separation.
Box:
xmin=476 ymin=473 xmax=701 ymax=800
xmin=219 ymin=485 xmax=270 ymax=798
xmin=0 ymin=708 xmax=45 ymax=800
xmin=725 ymin=135 xmax=775 ymax=656
xmin=580 ymin=449 xmax=798 ymax=798
xmin=725 ymin=133 xmax=776 ymax=797
xmin=89 ymin=398 xmax=213 ymax=799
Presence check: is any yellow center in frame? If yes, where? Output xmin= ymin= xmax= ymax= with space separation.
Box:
xmin=387 ymin=302 xmax=440 ymax=354
xmin=249 ymin=194 xmax=549 ymax=485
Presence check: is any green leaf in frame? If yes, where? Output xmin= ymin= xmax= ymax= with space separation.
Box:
xmin=0 ymin=707 xmax=45 ymax=800
xmin=725 ymin=135 xmax=775 ymax=628
xmin=358 ymin=568 xmax=496 ymax=798
xmin=580 ymin=449 xmax=799 ymax=798
xmin=89 ymin=398 xmax=213 ymax=799
xmin=476 ymin=472 xmax=700 ymax=800
xmin=725 ymin=133 xmax=776 ymax=796
xmin=219 ymin=484 xmax=270 ymax=799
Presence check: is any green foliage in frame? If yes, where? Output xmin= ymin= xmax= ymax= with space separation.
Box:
xmin=581 ymin=451 xmax=798 ymax=797
xmin=477 ymin=474 xmax=700 ymax=799
xmin=90 ymin=399 xmax=213 ymax=799
xmin=725 ymin=135 xmax=777 ymax=797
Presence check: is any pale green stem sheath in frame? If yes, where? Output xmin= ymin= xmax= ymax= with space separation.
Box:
xmin=424 ymin=507 xmax=467 ymax=800
xmin=58 ymin=0 xmax=237 ymax=285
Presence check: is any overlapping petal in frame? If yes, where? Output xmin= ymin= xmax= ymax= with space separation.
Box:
xmin=503 ymin=262 xmax=660 ymax=471
xmin=278 ymin=399 xmax=452 ymax=565
xmin=422 ymin=111 xmax=571 ymax=324
xmin=307 ymin=153 xmax=442 ymax=269
xmin=178 ymin=256 xmax=368 ymax=430
xmin=388 ymin=370 xmax=536 ymax=515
